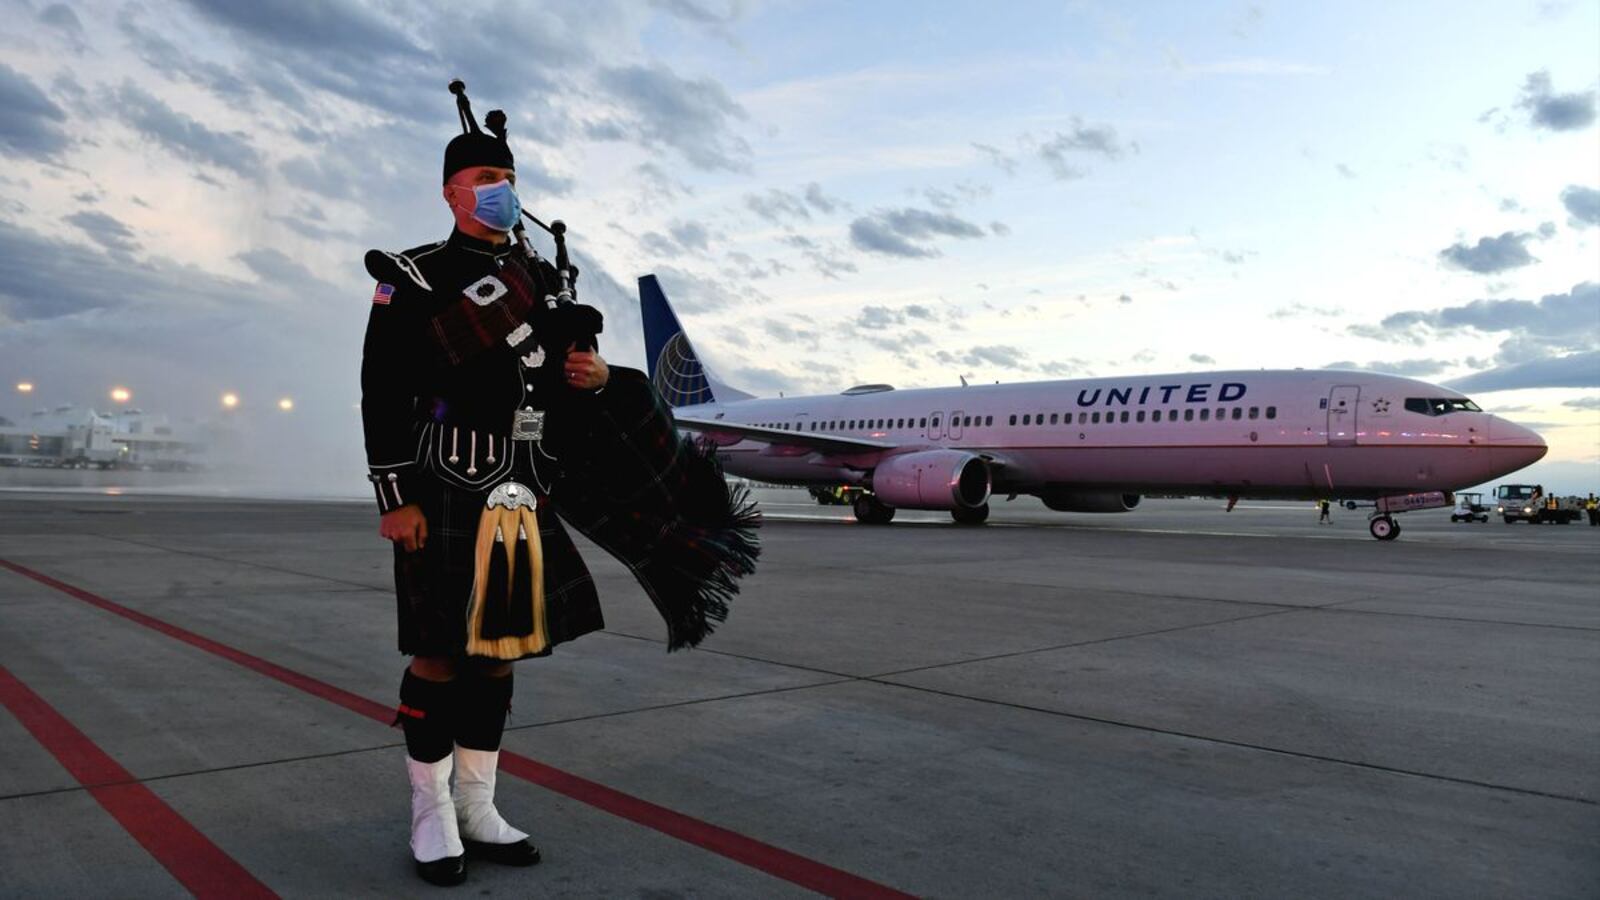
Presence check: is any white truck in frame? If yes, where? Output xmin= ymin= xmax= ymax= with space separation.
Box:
xmin=1495 ymin=484 xmax=1580 ymax=524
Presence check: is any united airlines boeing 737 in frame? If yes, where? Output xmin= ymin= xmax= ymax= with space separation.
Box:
xmin=637 ymin=275 xmax=1546 ymax=540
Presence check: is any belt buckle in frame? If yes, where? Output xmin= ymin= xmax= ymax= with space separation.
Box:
xmin=511 ymin=408 xmax=544 ymax=442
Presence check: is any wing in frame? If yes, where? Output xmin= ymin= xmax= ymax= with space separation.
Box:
xmin=674 ymin=416 xmax=895 ymax=454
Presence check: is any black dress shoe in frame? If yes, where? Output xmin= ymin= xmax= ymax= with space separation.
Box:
xmin=464 ymin=837 xmax=541 ymax=866
xmin=415 ymin=854 xmax=467 ymax=886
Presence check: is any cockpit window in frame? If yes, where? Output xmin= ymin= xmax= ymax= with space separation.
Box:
xmin=1404 ymin=397 xmax=1482 ymax=416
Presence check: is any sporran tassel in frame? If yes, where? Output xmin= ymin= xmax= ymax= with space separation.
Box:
xmin=466 ymin=502 xmax=548 ymax=660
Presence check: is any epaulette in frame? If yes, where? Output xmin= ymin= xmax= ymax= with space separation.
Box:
xmin=363 ymin=240 xmax=445 ymax=293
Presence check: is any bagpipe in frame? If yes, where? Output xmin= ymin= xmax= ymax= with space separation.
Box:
xmin=449 ymin=80 xmax=601 ymax=371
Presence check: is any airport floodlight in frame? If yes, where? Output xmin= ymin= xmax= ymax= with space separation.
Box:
xmin=15 ymin=382 xmax=33 ymax=393
xmin=278 ymin=397 xmax=295 ymax=411
xmin=110 ymin=387 xmax=132 ymax=403
xmin=222 ymin=392 xmax=240 ymax=410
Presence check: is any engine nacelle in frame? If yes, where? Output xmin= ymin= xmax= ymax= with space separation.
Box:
xmin=1039 ymin=490 xmax=1141 ymax=513
xmin=870 ymin=450 xmax=991 ymax=510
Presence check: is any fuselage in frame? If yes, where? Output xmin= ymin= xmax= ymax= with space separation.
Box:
xmin=680 ymin=370 xmax=1546 ymax=499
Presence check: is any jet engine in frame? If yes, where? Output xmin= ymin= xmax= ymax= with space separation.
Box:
xmin=1039 ymin=490 xmax=1141 ymax=513
xmin=869 ymin=450 xmax=991 ymax=510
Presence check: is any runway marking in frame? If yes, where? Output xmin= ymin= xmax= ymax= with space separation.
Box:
xmin=0 ymin=557 xmax=916 ymax=900
xmin=0 ymin=665 xmax=278 ymax=900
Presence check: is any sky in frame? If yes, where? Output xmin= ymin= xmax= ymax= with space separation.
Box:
xmin=0 ymin=0 xmax=1596 ymax=494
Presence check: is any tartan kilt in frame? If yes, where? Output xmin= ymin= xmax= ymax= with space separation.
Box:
xmin=392 ymin=475 xmax=605 ymax=659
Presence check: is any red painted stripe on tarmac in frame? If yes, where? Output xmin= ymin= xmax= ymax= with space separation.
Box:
xmin=0 ymin=665 xmax=277 ymax=900
xmin=0 ymin=557 xmax=916 ymax=900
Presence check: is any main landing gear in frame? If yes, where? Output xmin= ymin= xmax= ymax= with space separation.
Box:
xmin=853 ymin=493 xmax=896 ymax=525
xmin=951 ymin=503 xmax=990 ymax=525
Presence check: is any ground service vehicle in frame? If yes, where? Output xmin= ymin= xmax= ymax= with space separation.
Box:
xmin=1451 ymin=492 xmax=1490 ymax=523
xmin=1495 ymin=484 xmax=1580 ymax=524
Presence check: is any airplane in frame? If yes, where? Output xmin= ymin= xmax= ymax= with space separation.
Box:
xmin=636 ymin=275 xmax=1547 ymax=540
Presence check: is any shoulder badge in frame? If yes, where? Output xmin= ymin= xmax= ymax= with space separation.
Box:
xmin=363 ymin=248 xmax=434 ymax=293
xmin=371 ymin=283 xmax=395 ymax=305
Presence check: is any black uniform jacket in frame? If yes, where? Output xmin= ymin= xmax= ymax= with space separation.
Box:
xmin=360 ymin=230 xmax=759 ymax=653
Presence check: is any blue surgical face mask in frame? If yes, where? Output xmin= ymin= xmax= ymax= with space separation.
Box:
xmin=460 ymin=179 xmax=521 ymax=232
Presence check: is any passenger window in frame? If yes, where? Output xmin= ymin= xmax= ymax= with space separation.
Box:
xmin=1151 ymin=410 xmax=1161 ymax=422
xmin=1232 ymin=408 xmax=1243 ymax=420
xmin=985 ymin=416 xmax=993 ymax=426
xmin=932 ymin=416 xmax=941 ymax=428
xmin=1120 ymin=411 xmax=1129 ymax=423
xmin=1200 ymin=409 xmax=1211 ymax=421
xmin=1009 ymin=414 xmax=1017 ymax=425
xmin=920 ymin=417 xmax=928 ymax=428
xmin=1050 ymin=413 xmax=1058 ymax=425
xmin=1023 ymin=414 xmax=1031 ymax=425
xmin=1248 ymin=407 xmax=1259 ymax=420
xmin=1184 ymin=409 xmax=1194 ymax=422
xmin=1136 ymin=410 xmax=1146 ymax=423
xmin=1266 ymin=407 xmax=1276 ymax=419
xmin=1036 ymin=412 xmax=1044 ymax=425
xmin=1092 ymin=412 xmax=1101 ymax=424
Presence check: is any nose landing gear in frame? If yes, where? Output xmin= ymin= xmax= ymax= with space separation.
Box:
xmin=1368 ymin=515 xmax=1400 ymax=541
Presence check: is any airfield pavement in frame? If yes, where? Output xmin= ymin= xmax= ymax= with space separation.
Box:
xmin=0 ymin=486 xmax=1596 ymax=898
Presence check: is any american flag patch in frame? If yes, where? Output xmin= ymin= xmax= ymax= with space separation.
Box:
xmin=371 ymin=283 xmax=395 ymax=305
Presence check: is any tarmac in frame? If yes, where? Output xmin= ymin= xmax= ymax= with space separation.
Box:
xmin=0 ymin=486 xmax=1596 ymax=898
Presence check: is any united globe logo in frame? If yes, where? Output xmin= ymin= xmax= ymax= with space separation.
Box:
xmin=652 ymin=332 xmax=714 ymax=407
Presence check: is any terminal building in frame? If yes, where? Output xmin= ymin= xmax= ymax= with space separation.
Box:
xmin=0 ymin=406 xmax=209 ymax=470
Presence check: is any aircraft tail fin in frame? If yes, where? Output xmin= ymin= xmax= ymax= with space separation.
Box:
xmin=639 ymin=274 xmax=751 ymax=407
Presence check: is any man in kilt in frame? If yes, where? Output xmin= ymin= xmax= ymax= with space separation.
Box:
xmin=361 ymin=85 xmax=758 ymax=887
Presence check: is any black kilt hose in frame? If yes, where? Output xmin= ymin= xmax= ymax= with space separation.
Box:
xmin=393 ymin=475 xmax=603 ymax=659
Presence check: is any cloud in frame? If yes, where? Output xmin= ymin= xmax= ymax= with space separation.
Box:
xmin=647 ymin=0 xmax=745 ymax=26
xmin=1322 ymin=358 xmax=1453 ymax=377
xmin=745 ymin=188 xmax=812 ymax=223
xmin=650 ymin=265 xmax=762 ymax=313
xmin=1438 ymin=231 xmax=1537 ymax=274
xmin=39 ymin=3 xmax=87 ymax=49
xmin=1117 ymin=293 xmax=1132 ymax=304
xmin=935 ymin=344 xmax=1030 ymax=370
xmin=1189 ymin=353 xmax=1215 ymax=365
xmin=1562 ymin=396 xmax=1600 ymax=410
xmin=63 ymin=210 xmax=140 ymax=256
xmin=111 ymin=81 xmax=262 ymax=174
xmin=856 ymin=305 xmax=904 ymax=330
xmin=1560 ymin=185 xmax=1600 ymax=227
xmin=1376 ymin=282 xmax=1597 ymax=339
xmin=1269 ymin=303 xmax=1343 ymax=320
xmin=1515 ymin=70 xmax=1597 ymax=131
xmin=803 ymin=182 xmax=842 ymax=214
xmin=595 ymin=63 xmax=750 ymax=171
xmin=778 ymin=234 xmax=857 ymax=278
xmin=1446 ymin=350 xmax=1600 ymax=391
xmin=640 ymin=221 xmax=707 ymax=257
xmin=0 ymin=63 xmax=70 ymax=159
xmin=0 ymin=215 xmax=249 ymax=322
xmin=1037 ymin=117 xmax=1137 ymax=180
xmin=972 ymin=142 xmax=1018 ymax=175
xmin=118 ymin=8 xmax=256 ymax=104
xmin=849 ymin=207 xmax=984 ymax=258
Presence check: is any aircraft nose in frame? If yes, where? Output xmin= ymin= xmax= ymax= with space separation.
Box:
xmin=1487 ymin=416 xmax=1548 ymax=476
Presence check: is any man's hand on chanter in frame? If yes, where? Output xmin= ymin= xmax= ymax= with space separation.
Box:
xmin=564 ymin=344 xmax=609 ymax=391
